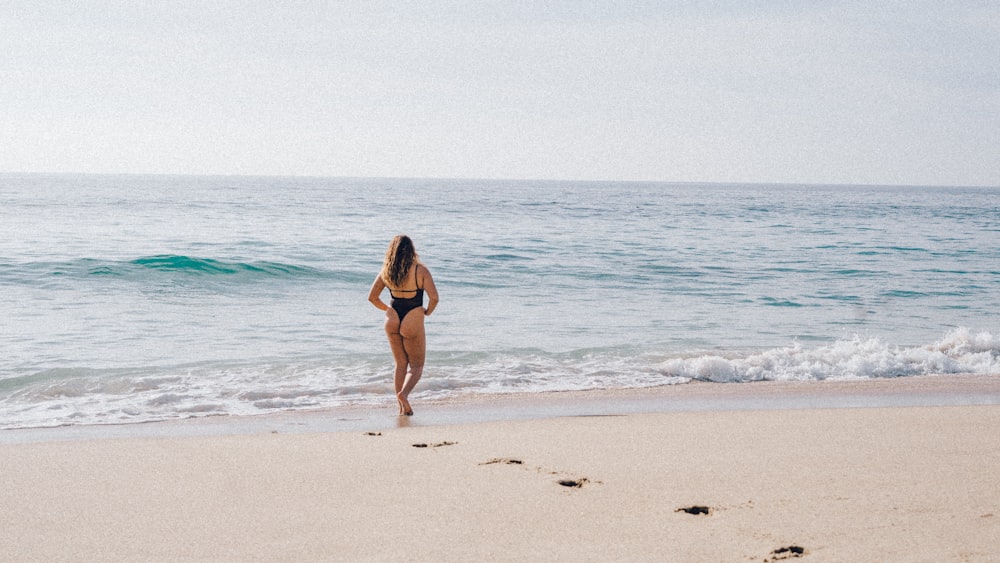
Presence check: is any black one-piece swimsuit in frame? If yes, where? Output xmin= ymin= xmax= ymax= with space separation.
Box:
xmin=390 ymin=268 xmax=423 ymax=322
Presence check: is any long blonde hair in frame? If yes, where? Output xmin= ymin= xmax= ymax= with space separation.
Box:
xmin=380 ymin=235 xmax=420 ymax=288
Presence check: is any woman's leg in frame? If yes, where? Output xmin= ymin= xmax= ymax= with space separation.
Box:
xmin=396 ymin=310 xmax=426 ymax=415
xmin=384 ymin=310 xmax=409 ymax=414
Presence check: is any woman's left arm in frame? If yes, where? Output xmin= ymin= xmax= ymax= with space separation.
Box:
xmin=421 ymin=266 xmax=439 ymax=316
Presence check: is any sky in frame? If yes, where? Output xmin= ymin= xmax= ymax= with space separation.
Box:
xmin=2 ymin=1 xmax=999 ymax=186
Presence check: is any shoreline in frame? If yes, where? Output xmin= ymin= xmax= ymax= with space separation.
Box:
xmin=4 ymin=373 xmax=999 ymax=444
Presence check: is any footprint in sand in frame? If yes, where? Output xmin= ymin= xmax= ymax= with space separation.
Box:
xmin=412 ymin=441 xmax=458 ymax=448
xmin=480 ymin=458 xmax=595 ymax=489
xmin=675 ymin=505 xmax=712 ymax=516
xmin=479 ymin=458 xmax=524 ymax=465
xmin=765 ymin=545 xmax=806 ymax=561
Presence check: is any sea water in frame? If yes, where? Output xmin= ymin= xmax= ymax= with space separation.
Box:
xmin=1 ymin=174 xmax=998 ymax=428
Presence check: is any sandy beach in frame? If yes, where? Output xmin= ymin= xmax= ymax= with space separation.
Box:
xmin=3 ymin=377 xmax=1000 ymax=561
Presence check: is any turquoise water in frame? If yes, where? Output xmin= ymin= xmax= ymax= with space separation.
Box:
xmin=1 ymin=174 xmax=998 ymax=428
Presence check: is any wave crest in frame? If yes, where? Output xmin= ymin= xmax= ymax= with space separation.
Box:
xmin=661 ymin=329 xmax=1000 ymax=382
xmin=3 ymin=255 xmax=362 ymax=285
xmin=128 ymin=255 xmax=323 ymax=277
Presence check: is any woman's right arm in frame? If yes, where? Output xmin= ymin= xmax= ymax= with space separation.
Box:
xmin=368 ymin=275 xmax=389 ymax=311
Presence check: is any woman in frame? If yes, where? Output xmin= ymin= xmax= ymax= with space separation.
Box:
xmin=368 ymin=235 xmax=439 ymax=416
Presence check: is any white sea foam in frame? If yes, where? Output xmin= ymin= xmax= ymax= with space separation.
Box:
xmin=2 ymin=329 xmax=997 ymax=429
xmin=660 ymin=329 xmax=1000 ymax=383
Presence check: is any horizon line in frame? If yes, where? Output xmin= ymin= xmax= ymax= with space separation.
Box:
xmin=1 ymin=170 xmax=997 ymax=190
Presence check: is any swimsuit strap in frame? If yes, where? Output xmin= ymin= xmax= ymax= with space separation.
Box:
xmin=389 ymin=265 xmax=421 ymax=296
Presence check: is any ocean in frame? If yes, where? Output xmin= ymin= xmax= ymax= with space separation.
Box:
xmin=1 ymin=174 xmax=998 ymax=429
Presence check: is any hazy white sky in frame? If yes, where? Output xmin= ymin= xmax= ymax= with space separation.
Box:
xmin=2 ymin=1 xmax=998 ymax=185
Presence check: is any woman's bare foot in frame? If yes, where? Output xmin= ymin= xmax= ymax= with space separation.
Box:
xmin=397 ymin=392 xmax=413 ymax=416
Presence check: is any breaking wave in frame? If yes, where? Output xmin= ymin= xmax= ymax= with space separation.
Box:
xmin=1 ymin=329 xmax=996 ymax=429
xmin=660 ymin=328 xmax=1000 ymax=382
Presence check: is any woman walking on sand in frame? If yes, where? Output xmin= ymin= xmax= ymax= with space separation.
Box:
xmin=368 ymin=235 xmax=439 ymax=415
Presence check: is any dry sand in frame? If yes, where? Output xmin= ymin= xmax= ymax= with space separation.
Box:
xmin=2 ymin=379 xmax=1000 ymax=561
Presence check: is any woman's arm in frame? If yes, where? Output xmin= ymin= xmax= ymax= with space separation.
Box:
xmin=368 ymin=275 xmax=389 ymax=311
xmin=420 ymin=266 xmax=439 ymax=316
